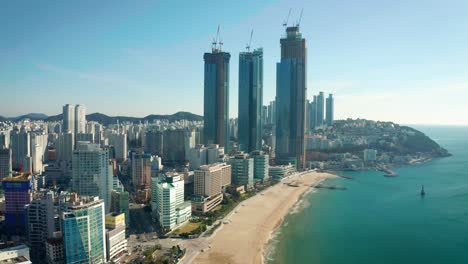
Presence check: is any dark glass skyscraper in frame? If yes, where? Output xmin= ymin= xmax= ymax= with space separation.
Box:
xmin=238 ymin=48 xmax=263 ymax=152
xmin=204 ymin=49 xmax=230 ymax=150
xmin=316 ymin=91 xmax=325 ymax=127
xmin=326 ymin=93 xmax=334 ymax=126
xmin=308 ymin=96 xmax=317 ymax=131
xmin=276 ymin=26 xmax=307 ymax=168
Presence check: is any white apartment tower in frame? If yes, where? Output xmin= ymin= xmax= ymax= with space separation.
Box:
xmin=151 ymin=174 xmax=191 ymax=230
xmin=75 ymin=104 xmax=86 ymax=134
xmin=62 ymin=104 xmax=75 ymax=134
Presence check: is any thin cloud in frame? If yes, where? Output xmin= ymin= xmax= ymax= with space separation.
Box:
xmin=36 ymin=63 xmax=136 ymax=88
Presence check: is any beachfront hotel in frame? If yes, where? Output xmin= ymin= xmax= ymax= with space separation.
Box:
xmin=151 ymin=173 xmax=191 ymax=230
xmin=192 ymin=163 xmax=232 ymax=214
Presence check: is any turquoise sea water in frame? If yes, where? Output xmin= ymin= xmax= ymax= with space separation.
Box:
xmin=269 ymin=126 xmax=468 ymax=264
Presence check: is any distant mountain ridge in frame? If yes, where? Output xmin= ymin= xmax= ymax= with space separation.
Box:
xmin=0 ymin=111 xmax=203 ymax=125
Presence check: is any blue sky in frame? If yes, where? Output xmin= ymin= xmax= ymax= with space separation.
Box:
xmin=1 ymin=0 xmax=467 ymax=125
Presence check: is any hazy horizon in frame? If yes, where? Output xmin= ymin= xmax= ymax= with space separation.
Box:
xmin=1 ymin=0 xmax=467 ymax=125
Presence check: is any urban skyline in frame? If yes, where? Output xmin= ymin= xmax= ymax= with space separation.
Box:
xmin=0 ymin=2 xmax=467 ymax=263
xmin=1 ymin=1 xmax=468 ymax=125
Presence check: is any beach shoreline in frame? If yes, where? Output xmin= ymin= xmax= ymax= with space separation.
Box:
xmin=190 ymin=171 xmax=336 ymax=264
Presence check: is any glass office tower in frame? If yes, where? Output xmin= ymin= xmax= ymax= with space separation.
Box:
xmin=238 ymin=48 xmax=263 ymax=152
xmin=204 ymin=49 xmax=230 ymax=150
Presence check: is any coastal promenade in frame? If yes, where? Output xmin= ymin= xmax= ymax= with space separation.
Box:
xmin=187 ymin=171 xmax=336 ymax=264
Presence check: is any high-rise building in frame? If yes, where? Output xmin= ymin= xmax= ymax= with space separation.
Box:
xmin=31 ymin=133 xmax=48 ymax=174
xmin=10 ymin=128 xmax=30 ymax=170
xmin=75 ymin=104 xmax=86 ymax=134
xmin=25 ymin=191 xmax=56 ymax=263
xmin=163 ymin=129 xmax=186 ymax=163
xmin=316 ymin=91 xmax=325 ymax=127
xmin=229 ymin=153 xmax=254 ymax=189
xmin=0 ymin=130 xmax=10 ymax=149
xmin=144 ymin=130 xmax=163 ymax=156
xmin=203 ymin=45 xmax=230 ymax=150
xmin=251 ymin=150 xmax=270 ymax=181
xmin=309 ymin=96 xmax=317 ymax=130
xmin=131 ymin=152 xmax=152 ymax=190
xmin=326 ymin=93 xmax=334 ymax=127
xmin=276 ymin=25 xmax=307 ymax=168
xmin=2 ymin=174 xmax=33 ymax=233
xmin=151 ymin=174 xmax=191 ymax=230
xmin=184 ymin=129 xmax=197 ymax=161
xmin=267 ymin=100 xmax=276 ymax=125
xmin=194 ymin=163 xmax=231 ymax=197
xmin=111 ymin=177 xmax=129 ymax=225
xmin=72 ymin=142 xmax=112 ymax=212
xmin=46 ymin=237 xmax=64 ymax=264
xmin=76 ymin=133 xmax=94 ymax=143
xmin=56 ymin=132 xmax=75 ymax=174
xmin=207 ymin=144 xmax=224 ymax=164
xmin=87 ymin=121 xmax=103 ymax=145
xmin=62 ymin=104 xmax=75 ymax=134
xmin=229 ymin=118 xmax=238 ymax=141
xmin=61 ymin=196 xmax=107 ymax=264
xmin=107 ymin=133 xmax=127 ymax=163
xmin=0 ymin=148 xmax=12 ymax=179
xmin=238 ymin=48 xmax=263 ymax=152
xmin=188 ymin=145 xmax=208 ymax=170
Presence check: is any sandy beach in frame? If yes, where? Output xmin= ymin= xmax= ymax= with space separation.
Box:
xmin=190 ymin=171 xmax=336 ymax=264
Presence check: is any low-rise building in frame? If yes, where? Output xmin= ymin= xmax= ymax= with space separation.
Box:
xmin=191 ymin=193 xmax=224 ymax=215
xmin=268 ymin=164 xmax=296 ymax=179
xmin=105 ymin=213 xmax=127 ymax=263
xmin=364 ymin=149 xmax=378 ymax=162
xmin=0 ymin=244 xmax=31 ymax=264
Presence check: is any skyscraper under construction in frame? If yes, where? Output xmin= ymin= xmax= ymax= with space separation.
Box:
xmin=276 ymin=25 xmax=307 ymax=168
xmin=203 ymin=29 xmax=230 ymax=150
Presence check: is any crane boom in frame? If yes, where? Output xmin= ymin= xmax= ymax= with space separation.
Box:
xmin=298 ymin=8 xmax=303 ymax=27
xmin=283 ymin=8 xmax=292 ymax=27
xmin=246 ymin=29 xmax=254 ymax=51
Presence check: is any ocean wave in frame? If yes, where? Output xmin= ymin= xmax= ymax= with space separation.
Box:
xmin=264 ymin=229 xmax=281 ymax=264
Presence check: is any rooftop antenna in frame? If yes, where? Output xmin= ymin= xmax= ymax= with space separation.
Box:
xmin=246 ymin=29 xmax=254 ymax=52
xmin=297 ymin=8 xmax=303 ymax=27
xmin=283 ymin=8 xmax=292 ymax=27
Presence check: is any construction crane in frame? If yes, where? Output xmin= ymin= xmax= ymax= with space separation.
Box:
xmin=297 ymin=8 xmax=303 ymax=27
xmin=212 ymin=25 xmax=221 ymax=52
xmin=283 ymin=8 xmax=292 ymax=27
xmin=246 ymin=30 xmax=254 ymax=52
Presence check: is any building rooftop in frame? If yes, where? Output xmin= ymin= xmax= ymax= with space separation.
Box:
xmin=198 ymin=162 xmax=230 ymax=171
xmin=0 ymin=256 xmax=30 ymax=264
xmin=1 ymin=174 xmax=31 ymax=182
